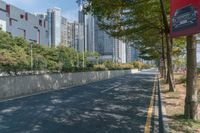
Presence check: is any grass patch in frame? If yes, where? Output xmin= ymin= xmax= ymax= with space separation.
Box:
xmin=169 ymin=114 xmax=200 ymax=133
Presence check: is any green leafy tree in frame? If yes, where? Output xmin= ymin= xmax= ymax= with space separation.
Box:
xmin=79 ymin=0 xmax=175 ymax=91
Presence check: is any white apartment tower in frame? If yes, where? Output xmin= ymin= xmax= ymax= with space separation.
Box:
xmin=61 ymin=17 xmax=73 ymax=47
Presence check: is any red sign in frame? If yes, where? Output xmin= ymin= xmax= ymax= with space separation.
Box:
xmin=170 ymin=0 xmax=200 ymax=37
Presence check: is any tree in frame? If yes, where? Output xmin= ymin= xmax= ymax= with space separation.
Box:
xmin=33 ymin=54 xmax=47 ymax=70
xmin=0 ymin=43 xmax=29 ymax=73
xmin=92 ymin=52 xmax=100 ymax=65
xmin=57 ymin=46 xmax=74 ymax=72
xmin=78 ymin=0 xmax=175 ymax=91
xmin=184 ymin=35 xmax=199 ymax=120
xmin=159 ymin=0 xmax=175 ymax=91
xmin=0 ymin=31 xmax=30 ymax=73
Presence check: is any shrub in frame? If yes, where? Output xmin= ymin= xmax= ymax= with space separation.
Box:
xmin=93 ymin=64 xmax=107 ymax=71
xmin=103 ymin=61 xmax=114 ymax=69
xmin=142 ymin=64 xmax=151 ymax=69
xmin=131 ymin=61 xmax=144 ymax=70
xmin=130 ymin=61 xmax=151 ymax=70
xmin=118 ymin=64 xmax=134 ymax=70
xmin=33 ymin=54 xmax=47 ymax=70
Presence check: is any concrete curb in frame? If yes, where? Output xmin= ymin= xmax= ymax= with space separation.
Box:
xmin=157 ymin=78 xmax=170 ymax=133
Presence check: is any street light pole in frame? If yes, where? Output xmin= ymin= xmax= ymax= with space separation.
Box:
xmin=77 ymin=52 xmax=79 ymax=68
xmin=31 ymin=43 xmax=33 ymax=70
xmin=82 ymin=52 xmax=85 ymax=68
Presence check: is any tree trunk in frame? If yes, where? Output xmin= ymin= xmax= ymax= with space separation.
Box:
xmin=159 ymin=0 xmax=175 ymax=92
xmin=161 ymin=28 xmax=167 ymax=79
xmin=184 ymin=35 xmax=199 ymax=120
xmin=170 ymin=38 xmax=175 ymax=81
xmin=165 ymin=33 xmax=175 ymax=92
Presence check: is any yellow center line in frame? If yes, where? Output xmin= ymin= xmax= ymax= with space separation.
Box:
xmin=144 ymin=76 xmax=157 ymax=133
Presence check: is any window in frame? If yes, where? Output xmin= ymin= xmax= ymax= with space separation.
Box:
xmin=9 ymin=18 xmax=12 ymax=26
xmin=20 ymin=14 xmax=24 ymax=19
xmin=44 ymin=21 xmax=46 ymax=28
xmin=6 ymin=5 xmax=10 ymax=16
xmin=25 ymin=13 xmax=28 ymax=21
xmin=46 ymin=30 xmax=48 ymax=38
xmin=39 ymin=19 xmax=42 ymax=26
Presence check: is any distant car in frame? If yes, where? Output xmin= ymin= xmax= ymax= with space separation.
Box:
xmin=172 ymin=5 xmax=198 ymax=32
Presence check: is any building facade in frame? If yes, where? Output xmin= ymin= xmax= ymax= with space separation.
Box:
xmin=0 ymin=0 xmax=49 ymax=46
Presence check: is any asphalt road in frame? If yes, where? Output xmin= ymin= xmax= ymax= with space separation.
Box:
xmin=0 ymin=69 xmax=158 ymax=133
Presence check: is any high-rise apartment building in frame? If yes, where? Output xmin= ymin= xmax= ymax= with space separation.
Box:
xmin=95 ymin=28 xmax=113 ymax=55
xmin=85 ymin=14 xmax=95 ymax=52
xmin=78 ymin=23 xmax=85 ymax=52
xmin=83 ymin=13 xmax=114 ymax=56
xmin=113 ymin=39 xmax=139 ymax=63
xmin=61 ymin=17 xmax=74 ymax=47
xmin=47 ymin=7 xmax=61 ymax=47
xmin=71 ymin=22 xmax=79 ymax=50
xmin=118 ymin=40 xmax=127 ymax=63
xmin=78 ymin=7 xmax=86 ymax=52
xmin=61 ymin=17 xmax=68 ymax=46
xmin=126 ymin=45 xmax=139 ymax=63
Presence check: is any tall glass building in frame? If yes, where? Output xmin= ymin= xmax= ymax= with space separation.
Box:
xmin=47 ymin=7 xmax=61 ymax=47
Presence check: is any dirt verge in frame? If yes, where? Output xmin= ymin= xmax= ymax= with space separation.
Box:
xmin=161 ymin=73 xmax=200 ymax=133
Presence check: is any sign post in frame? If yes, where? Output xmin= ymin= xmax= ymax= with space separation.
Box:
xmin=170 ymin=0 xmax=199 ymax=120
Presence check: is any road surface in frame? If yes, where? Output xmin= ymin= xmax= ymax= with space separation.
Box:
xmin=0 ymin=69 xmax=158 ymax=133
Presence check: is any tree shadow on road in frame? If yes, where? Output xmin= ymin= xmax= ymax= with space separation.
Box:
xmin=0 ymin=74 xmax=155 ymax=133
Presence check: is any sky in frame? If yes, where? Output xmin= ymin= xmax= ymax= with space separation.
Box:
xmin=5 ymin=0 xmax=79 ymax=22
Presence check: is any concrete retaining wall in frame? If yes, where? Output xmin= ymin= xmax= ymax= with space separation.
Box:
xmin=0 ymin=69 xmax=138 ymax=100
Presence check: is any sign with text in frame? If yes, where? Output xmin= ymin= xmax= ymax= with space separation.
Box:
xmin=170 ymin=0 xmax=200 ymax=37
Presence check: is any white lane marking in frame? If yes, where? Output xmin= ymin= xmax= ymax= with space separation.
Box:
xmin=100 ymin=83 xmax=121 ymax=93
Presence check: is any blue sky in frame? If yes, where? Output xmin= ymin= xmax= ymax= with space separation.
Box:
xmin=5 ymin=0 xmax=79 ymax=22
